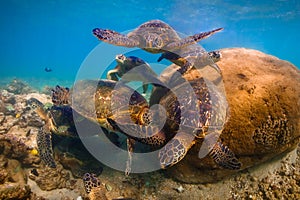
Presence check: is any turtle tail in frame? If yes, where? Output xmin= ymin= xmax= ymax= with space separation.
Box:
xmin=51 ymin=85 xmax=70 ymax=105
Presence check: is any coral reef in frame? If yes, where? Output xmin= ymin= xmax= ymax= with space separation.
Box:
xmin=0 ymin=156 xmax=31 ymax=199
xmin=0 ymin=48 xmax=299 ymax=199
xmin=6 ymin=79 xmax=36 ymax=94
xmin=29 ymin=164 xmax=73 ymax=191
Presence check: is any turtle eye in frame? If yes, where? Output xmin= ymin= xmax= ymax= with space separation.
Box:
xmin=116 ymin=54 xmax=125 ymax=60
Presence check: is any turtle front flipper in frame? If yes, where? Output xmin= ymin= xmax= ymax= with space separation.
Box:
xmin=209 ymin=142 xmax=241 ymax=170
xmin=93 ymin=28 xmax=139 ymax=47
xmin=36 ymin=112 xmax=57 ymax=168
xmin=165 ymin=28 xmax=223 ymax=50
xmin=51 ymin=85 xmax=70 ymax=105
xmin=158 ymin=132 xmax=195 ymax=169
xmin=142 ymin=83 xmax=149 ymax=94
xmin=106 ymin=69 xmax=120 ymax=81
xmin=37 ymin=125 xmax=56 ymax=168
xmin=27 ymin=98 xmax=57 ymax=168
xmin=83 ymin=173 xmax=108 ymax=200
xmin=83 ymin=173 xmax=101 ymax=194
xmin=157 ymin=51 xmax=192 ymax=74
xmin=107 ymin=118 xmax=166 ymax=147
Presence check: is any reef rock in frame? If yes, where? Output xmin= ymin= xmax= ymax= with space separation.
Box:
xmin=0 ymin=156 xmax=31 ymax=199
xmin=166 ymin=48 xmax=300 ymax=183
xmin=6 ymin=79 xmax=36 ymax=94
xmin=29 ymin=164 xmax=72 ymax=191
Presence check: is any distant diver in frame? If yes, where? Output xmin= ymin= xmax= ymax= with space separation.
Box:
xmin=45 ymin=67 xmax=53 ymax=72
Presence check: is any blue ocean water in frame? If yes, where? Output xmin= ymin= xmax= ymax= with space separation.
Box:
xmin=0 ymin=0 xmax=299 ymax=88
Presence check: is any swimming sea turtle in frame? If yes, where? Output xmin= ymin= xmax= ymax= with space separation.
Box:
xmin=93 ymin=19 xmax=223 ymax=80
xmin=149 ymin=50 xmax=223 ymax=106
xmin=26 ymin=98 xmax=104 ymax=177
xmin=157 ymin=45 xmax=222 ymax=74
xmin=31 ymin=79 xmax=152 ymax=168
xmin=106 ymin=54 xmax=157 ymax=94
xmin=93 ymin=19 xmax=223 ymax=55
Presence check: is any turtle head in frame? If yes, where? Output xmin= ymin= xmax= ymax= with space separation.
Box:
xmin=115 ymin=54 xmax=126 ymax=64
xmin=116 ymin=54 xmax=146 ymax=69
xmin=208 ymin=51 xmax=222 ymax=63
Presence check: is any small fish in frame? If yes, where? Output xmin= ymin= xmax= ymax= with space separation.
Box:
xmin=45 ymin=67 xmax=53 ymax=72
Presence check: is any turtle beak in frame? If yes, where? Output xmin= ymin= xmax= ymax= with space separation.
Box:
xmin=115 ymin=54 xmax=126 ymax=63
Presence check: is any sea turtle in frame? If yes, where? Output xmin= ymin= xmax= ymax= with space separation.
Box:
xmin=30 ymin=79 xmax=153 ymax=169
xmin=93 ymin=19 xmax=223 ymax=78
xmin=150 ymin=49 xmax=240 ymax=169
xmin=93 ymin=19 xmax=222 ymax=56
xmin=27 ymin=98 xmax=104 ymax=177
xmin=157 ymin=45 xmax=222 ymax=74
xmin=149 ymin=50 xmax=223 ymax=105
xmin=108 ymin=60 xmax=241 ymax=169
xmin=106 ymin=54 xmax=157 ymax=94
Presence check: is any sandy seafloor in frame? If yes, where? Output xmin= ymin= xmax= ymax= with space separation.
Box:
xmin=0 ymin=77 xmax=299 ymax=200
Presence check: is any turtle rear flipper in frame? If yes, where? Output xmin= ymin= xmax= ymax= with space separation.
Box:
xmin=209 ymin=142 xmax=241 ymax=170
xmin=158 ymin=132 xmax=195 ymax=169
xmin=165 ymin=28 xmax=223 ymax=50
xmin=51 ymin=85 xmax=70 ymax=105
xmin=106 ymin=69 xmax=120 ymax=81
xmin=142 ymin=83 xmax=148 ymax=94
xmin=93 ymin=28 xmax=139 ymax=47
